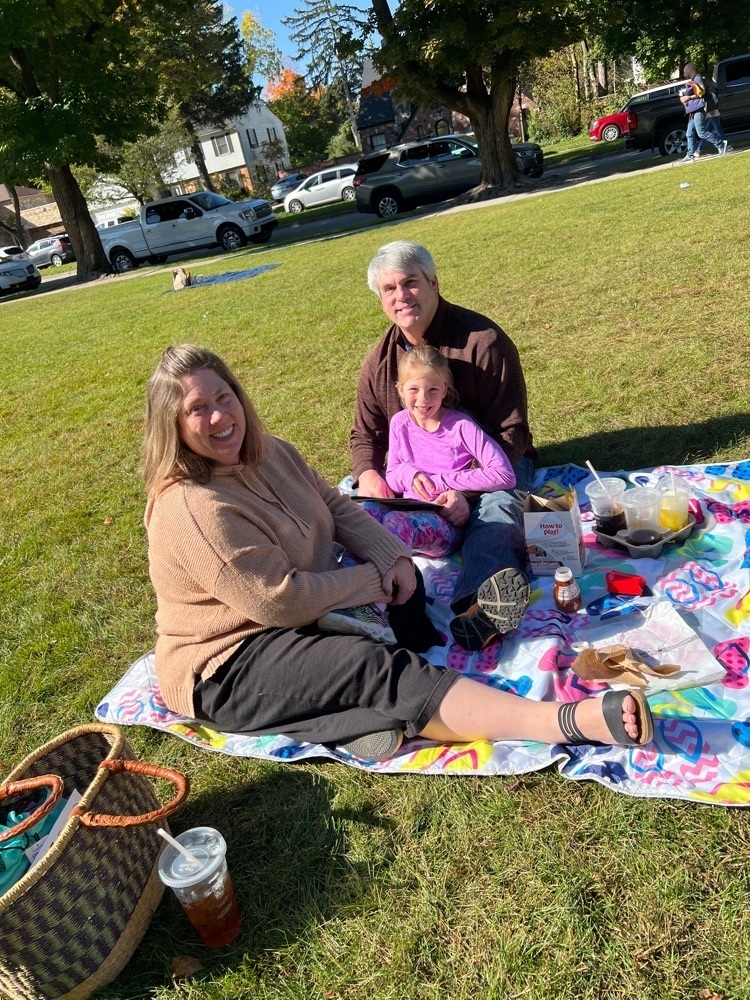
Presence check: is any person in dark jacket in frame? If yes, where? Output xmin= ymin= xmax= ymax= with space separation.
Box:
xmin=351 ymin=241 xmax=536 ymax=652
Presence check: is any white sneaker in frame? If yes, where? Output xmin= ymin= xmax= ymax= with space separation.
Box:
xmin=693 ymin=151 xmax=701 ymax=159
xmin=717 ymin=140 xmax=728 ymax=157
xmin=318 ymin=604 xmax=396 ymax=643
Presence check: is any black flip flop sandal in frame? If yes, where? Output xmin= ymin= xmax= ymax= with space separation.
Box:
xmin=557 ymin=691 xmax=654 ymax=746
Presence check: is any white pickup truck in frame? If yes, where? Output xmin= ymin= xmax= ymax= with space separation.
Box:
xmin=99 ymin=191 xmax=278 ymax=272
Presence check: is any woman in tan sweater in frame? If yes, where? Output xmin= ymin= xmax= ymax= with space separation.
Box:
xmin=143 ymin=345 xmax=654 ymax=760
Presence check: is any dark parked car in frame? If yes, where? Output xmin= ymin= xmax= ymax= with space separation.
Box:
xmin=270 ymin=172 xmax=308 ymax=202
xmin=353 ymin=134 xmax=543 ymax=218
xmin=25 ymin=234 xmax=76 ymax=268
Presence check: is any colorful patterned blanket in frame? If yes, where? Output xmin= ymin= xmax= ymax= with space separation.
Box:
xmin=95 ymin=461 xmax=750 ymax=806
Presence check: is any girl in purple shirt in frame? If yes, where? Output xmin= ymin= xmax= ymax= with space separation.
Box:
xmin=360 ymin=347 xmax=515 ymax=558
xmin=322 ymin=348 xmax=516 ymax=644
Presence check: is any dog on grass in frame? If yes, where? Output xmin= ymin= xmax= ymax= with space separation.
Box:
xmin=172 ymin=267 xmax=192 ymax=290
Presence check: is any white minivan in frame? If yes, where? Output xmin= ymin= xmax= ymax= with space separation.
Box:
xmin=283 ymin=165 xmax=358 ymax=213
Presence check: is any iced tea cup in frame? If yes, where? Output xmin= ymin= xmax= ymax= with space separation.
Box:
xmin=584 ymin=478 xmax=627 ymax=535
xmin=157 ymin=827 xmax=240 ymax=948
xmin=621 ymin=487 xmax=662 ymax=531
xmin=658 ymin=476 xmax=691 ymax=532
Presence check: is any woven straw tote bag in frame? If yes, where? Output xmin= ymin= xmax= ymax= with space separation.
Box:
xmin=0 ymin=723 xmax=189 ymax=999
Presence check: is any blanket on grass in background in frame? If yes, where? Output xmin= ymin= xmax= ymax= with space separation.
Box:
xmin=96 ymin=461 xmax=750 ymax=806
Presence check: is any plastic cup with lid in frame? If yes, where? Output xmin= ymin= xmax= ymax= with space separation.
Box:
xmin=621 ymin=486 xmax=662 ymax=531
xmin=657 ymin=475 xmax=691 ymax=532
xmin=157 ymin=826 xmax=240 ymax=947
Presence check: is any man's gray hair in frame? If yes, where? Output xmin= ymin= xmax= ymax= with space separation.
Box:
xmin=367 ymin=241 xmax=437 ymax=295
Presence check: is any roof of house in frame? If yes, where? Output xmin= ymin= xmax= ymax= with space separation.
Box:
xmin=0 ymin=184 xmax=42 ymax=204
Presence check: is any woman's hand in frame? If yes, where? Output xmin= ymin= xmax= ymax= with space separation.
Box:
xmin=358 ymin=469 xmax=395 ymax=499
xmin=434 ymin=489 xmax=470 ymax=527
xmin=411 ymin=472 xmax=437 ymax=501
xmin=382 ymin=556 xmax=416 ymax=606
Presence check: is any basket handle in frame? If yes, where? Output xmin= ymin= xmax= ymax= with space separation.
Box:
xmin=0 ymin=775 xmax=64 ymax=843
xmin=72 ymin=760 xmax=190 ymax=828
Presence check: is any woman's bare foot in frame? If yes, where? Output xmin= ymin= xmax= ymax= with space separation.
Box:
xmin=563 ymin=694 xmax=641 ymax=744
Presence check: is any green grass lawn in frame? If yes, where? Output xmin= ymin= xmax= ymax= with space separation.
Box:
xmin=2 ymin=156 xmax=750 ymax=999
xmin=541 ymin=133 xmax=626 ymax=168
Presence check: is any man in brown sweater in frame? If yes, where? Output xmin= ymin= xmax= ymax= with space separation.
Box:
xmin=350 ymin=240 xmax=538 ymax=652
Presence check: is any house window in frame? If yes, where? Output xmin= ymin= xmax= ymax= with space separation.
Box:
xmin=267 ymin=127 xmax=278 ymax=142
xmin=224 ymin=170 xmax=242 ymax=188
xmin=416 ymin=125 xmax=426 ymax=139
xmin=247 ymin=128 xmax=259 ymax=148
xmin=435 ymin=118 xmax=450 ymax=136
xmin=211 ymin=133 xmax=234 ymax=156
xmin=256 ymin=164 xmax=267 ymax=182
xmin=172 ymin=184 xmax=184 ymax=196
xmin=371 ymin=133 xmax=387 ymax=151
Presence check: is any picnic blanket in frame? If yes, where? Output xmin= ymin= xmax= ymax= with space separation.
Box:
xmin=95 ymin=461 xmax=750 ymax=806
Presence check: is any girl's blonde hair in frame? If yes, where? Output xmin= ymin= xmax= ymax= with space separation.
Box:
xmin=396 ymin=345 xmax=456 ymax=406
xmin=142 ymin=344 xmax=264 ymax=495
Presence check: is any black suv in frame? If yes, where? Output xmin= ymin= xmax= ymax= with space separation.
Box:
xmin=353 ymin=134 xmax=544 ymax=218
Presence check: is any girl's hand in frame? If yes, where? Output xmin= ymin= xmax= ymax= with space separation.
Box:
xmin=382 ymin=557 xmax=416 ymax=606
xmin=411 ymin=472 xmax=436 ymax=501
xmin=434 ymin=490 xmax=470 ymax=526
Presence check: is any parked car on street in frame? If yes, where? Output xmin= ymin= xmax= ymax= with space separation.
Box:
xmin=98 ymin=190 xmax=278 ymax=272
xmin=283 ymin=165 xmax=358 ymax=213
xmin=353 ymin=134 xmax=544 ymax=218
xmin=25 ymin=234 xmax=76 ymax=268
xmin=0 ymin=246 xmax=41 ymax=296
xmin=589 ymin=82 xmax=688 ymax=142
xmin=270 ymin=172 xmax=308 ymax=202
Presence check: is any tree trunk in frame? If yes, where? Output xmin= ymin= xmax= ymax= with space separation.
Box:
xmin=466 ymin=72 xmax=518 ymax=190
xmin=341 ymin=71 xmax=362 ymax=149
xmin=9 ymin=185 xmax=26 ymax=247
xmin=596 ymin=60 xmax=608 ymax=95
xmin=190 ymin=133 xmax=215 ymax=192
xmin=45 ymin=163 xmax=110 ymax=280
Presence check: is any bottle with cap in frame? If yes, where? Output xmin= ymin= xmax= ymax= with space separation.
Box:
xmin=553 ymin=566 xmax=582 ymax=613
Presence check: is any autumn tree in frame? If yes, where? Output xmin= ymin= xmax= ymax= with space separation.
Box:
xmin=267 ymin=73 xmax=344 ymax=163
xmin=283 ymin=0 xmax=371 ymax=148
xmin=370 ymin=0 xmax=596 ymax=191
xmin=0 ymin=0 xmax=192 ymax=279
xmin=241 ymin=12 xmax=283 ymax=82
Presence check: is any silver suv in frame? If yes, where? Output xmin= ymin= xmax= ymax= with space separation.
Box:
xmin=353 ymin=134 xmax=544 ymax=218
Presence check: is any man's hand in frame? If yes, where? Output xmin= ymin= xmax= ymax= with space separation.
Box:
xmin=382 ymin=556 xmax=416 ymax=606
xmin=434 ymin=489 xmax=470 ymax=527
xmin=357 ymin=469 xmax=395 ymax=499
xmin=411 ymin=472 xmax=436 ymax=501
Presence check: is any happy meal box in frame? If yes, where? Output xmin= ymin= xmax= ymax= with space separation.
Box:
xmin=523 ymin=492 xmax=585 ymax=577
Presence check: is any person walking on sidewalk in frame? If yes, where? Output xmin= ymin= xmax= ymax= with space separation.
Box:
xmin=680 ymin=62 xmax=727 ymax=162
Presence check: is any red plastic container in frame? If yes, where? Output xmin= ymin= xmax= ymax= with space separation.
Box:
xmin=605 ymin=569 xmax=647 ymax=596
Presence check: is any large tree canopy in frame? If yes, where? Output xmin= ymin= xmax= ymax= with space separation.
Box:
xmin=370 ymin=0 xmax=593 ymax=190
xmin=593 ymin=0 xmax=750 ymax=79
xmin=0 ymin=0 xmax=187 ymax=278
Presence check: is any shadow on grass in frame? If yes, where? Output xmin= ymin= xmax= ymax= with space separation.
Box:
xmin=99 ymin=766 xmax=392 ymax=997
xmin=538 ymin=413 xmax=750 ymax=470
